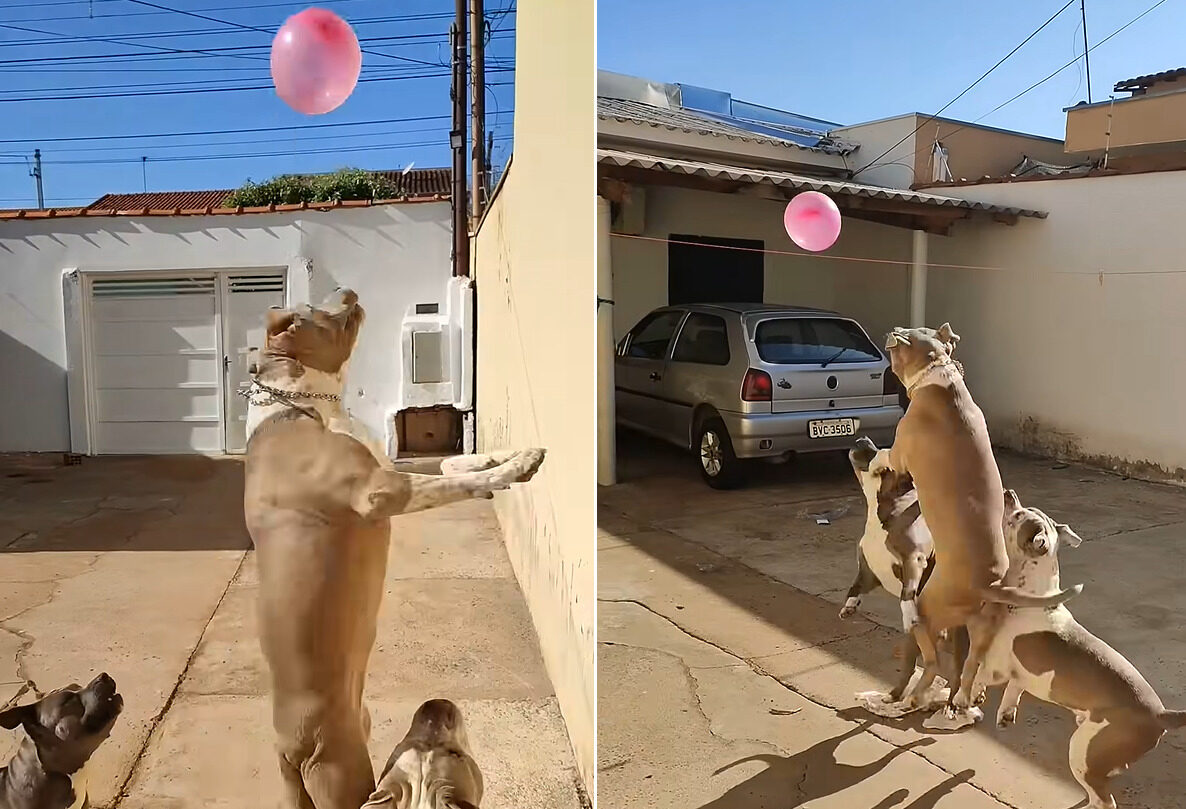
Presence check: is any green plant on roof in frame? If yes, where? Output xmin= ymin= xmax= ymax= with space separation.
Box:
xmin=222 ymin=168 xmax=401 ymax=207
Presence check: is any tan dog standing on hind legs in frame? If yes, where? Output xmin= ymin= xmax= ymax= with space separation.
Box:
xmin=872 ymin=322 xmax=1082 ymax=728
xmin=244 ymin=289 xmax=545 ymax=809
xmin=976 ymin=490 xmax=1186 ymax=809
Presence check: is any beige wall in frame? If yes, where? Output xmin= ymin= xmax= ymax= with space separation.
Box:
xmin=926 ymin=173 xmax=1186 ymax=478
xmin=609 ymin=185 xmax=914 ymax=341
xmin=471 ymin=0 xmax=595 ymax=790
xmin=839 ymin=115 xmax=1067 ymax=187
xmin=1066 ymin=91 xmax=1186 ymax=155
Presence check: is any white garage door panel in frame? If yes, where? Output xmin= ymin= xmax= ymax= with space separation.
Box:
xmin=90 ymin=276 xmax=221 ymax=454
xmin=96 ymin=388 xmax=220 ymax=423
xmin=93 ymin=320 xmax=216 ymax=356
xmin=92 ymin=294 xmax=214 ymax=323
xmin=96 ymin=422 xmax=223 ymax=454
xmin=95 ymin=355 xmax=218 ymax=389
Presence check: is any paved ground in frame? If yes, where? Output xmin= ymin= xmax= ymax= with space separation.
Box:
xmin=598 ymin=433 xmax=1186 ymax=809
xmin=0 ymin=453 xmax=582 ymax=809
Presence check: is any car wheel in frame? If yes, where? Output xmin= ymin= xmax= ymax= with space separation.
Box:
xmin=696 ymin=418 xmax=743 ymax=489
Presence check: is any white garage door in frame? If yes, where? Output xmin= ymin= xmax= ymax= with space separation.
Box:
xmin=90 ymin=276 xmax=222 ymax=454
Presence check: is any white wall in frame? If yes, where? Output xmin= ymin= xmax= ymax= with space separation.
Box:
xmin=0 ymin=203 xmax=451 ymax=452
xmin=609 ymin=185 xmax=914 ymax=342
xmin=927 ymin=173 xmax=1186 ymax=477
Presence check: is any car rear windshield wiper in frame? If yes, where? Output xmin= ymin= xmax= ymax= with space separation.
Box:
xmin=820 ymin=346 xmax=850 ymax=368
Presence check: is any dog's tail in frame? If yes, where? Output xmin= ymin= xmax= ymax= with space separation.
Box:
xmin=1159 ymin=709 xmax=1186 ymax=730
xmin=979 ymin=583 xmax=1083 ymax=608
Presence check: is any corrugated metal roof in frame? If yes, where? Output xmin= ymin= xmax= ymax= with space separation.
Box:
xmin=1114 ymin=67 xmax=1186 ymax=92
xmin=85 ymin=168 xmax=452 ymax=211
xmin=598 ymin=97 xmax=855 ymax=155
xmin=597 ymin=148 xmax=1047 ymax=219
xmin=0 ymin=196 xmax=447 ymax=222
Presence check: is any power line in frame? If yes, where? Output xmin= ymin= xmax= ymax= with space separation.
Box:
xmin=858 ymin=0 xmax=1172 ymax=176
xmin=850 ymin=0 xmax=1076 ymax=177
xmin=0 ymin=111 xmax=509 ymax=144
xmin=0 ymin=20 xmax=267 ymax=64
xmin=121 ymin=0 xmax=445 ymax=68
xmin=0 ymin=67 xmax=513 ymax=102
xmin=0 ymin=3 xmax=438 ymax=25
xmin=0 ymin=133 xmax=513 ymax=166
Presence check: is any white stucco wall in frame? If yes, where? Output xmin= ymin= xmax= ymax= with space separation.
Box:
xmin=609 ymin=185 xmax=915 ymax=342
xmin=925 ymin=173 xmax=1186 ymax=476
xmin=0 ymin=202 xmax=451 ymax=452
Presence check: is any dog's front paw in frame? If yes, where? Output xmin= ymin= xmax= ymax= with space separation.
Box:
xmin=494 ymin=448 xmax=546 ymax=485
xmin=997 ymin=707 xmax=1017 ymax=729
xmin=839 ymin=597 xmax=859 ymax=620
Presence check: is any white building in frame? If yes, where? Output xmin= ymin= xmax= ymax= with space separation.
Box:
xmin=0 ymin=181 xmax=467 ymax=458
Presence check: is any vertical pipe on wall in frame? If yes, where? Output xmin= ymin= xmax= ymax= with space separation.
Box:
xmin=597 ymin=196 xmax=617 ymax=486
xmin=910 ymin=229 xmax=928 ymax=328
xmin=470 ymin=0 xmax=486 ymax=220
xmin=450 ymin=1 xmax=469 ymax=277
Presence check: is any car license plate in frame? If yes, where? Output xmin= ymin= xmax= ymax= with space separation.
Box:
xmin=808 ymin=418 xmax=856 ymax=439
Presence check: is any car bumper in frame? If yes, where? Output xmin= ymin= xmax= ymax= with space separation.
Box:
xmin=720 ymin=405 xmax=903 ymax=459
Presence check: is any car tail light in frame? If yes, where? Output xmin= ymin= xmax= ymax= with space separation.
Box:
xmin=883 ymin=369 xmax=909 ymax=410
xmin=741 ymin=368 xmax=772 ymax=402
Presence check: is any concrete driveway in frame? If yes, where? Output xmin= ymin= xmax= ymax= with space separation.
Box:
xmin=0 ymin=453 xmax=582 ymax=809
xmin=598 ymin=433 xmax=1186 ymax=809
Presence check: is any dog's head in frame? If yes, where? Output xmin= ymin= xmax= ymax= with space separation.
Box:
xmin=883 ymin=323 xmax=959 ymax=385
xmin=264 ymin=287 xmax=365 ymax=374
xmin=364 ymin=699 xmax=483 ymax=809
xmin=1002 ymin=488 xmax=1082 ymax=562
xmin=0 ymin=673 xmax=123 ymax=776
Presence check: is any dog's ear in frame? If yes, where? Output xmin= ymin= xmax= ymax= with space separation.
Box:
xmin=937 ymin=323 xmax=960 ymax=345
xmin=0 ymin=703 xmax=34 ymax=730
xmin=265 ymin=308 xmax=296 ymax=338
xmin=885 ymin=331 xmax=910 ymax=348
xmin=1055 ymin=522 xmax=1083 ymax=548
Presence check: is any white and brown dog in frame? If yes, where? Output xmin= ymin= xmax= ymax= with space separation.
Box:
xmin=976 ymin=490 xmax=1186 ymax=809
xmin=244 ymin=288 xmax=545 ymax=809
xmin=873 ymin=323 xmax=1082 ymax=727
xmin=362 ymin=699 xmax=482 ymax=809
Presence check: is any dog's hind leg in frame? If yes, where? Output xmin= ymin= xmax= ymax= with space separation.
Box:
xmin=952 ymin=609 xmax=1000 ymax=711
xmin=300 ymin=729 xmax=376 ymax=809
xmin=356 ymin=448 xmax=546 ymax=518
xmin=888 ymin=634 xmax=920 ymax=701
xmin=276 ymin=744 xmax=317 ymax=809
xmin=898 ymin=550 xmax=928 ymax=634
xmin=996 ymin=681 xmax=1023 ymax=728
xmin=840 ymin=551 xmax=879 ymax=619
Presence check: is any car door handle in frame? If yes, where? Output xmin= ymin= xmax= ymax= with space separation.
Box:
xmin=649 ymin=372 xmax=662 ymax=381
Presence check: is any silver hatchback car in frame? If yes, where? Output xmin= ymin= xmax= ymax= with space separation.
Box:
xmin=615 ymin=303 xmax=906 ymax=487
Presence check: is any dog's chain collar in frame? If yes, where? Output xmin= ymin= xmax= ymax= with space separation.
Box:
xmin=238 ymin=379 xmax=339 ymax=424
xmin=906 ymin=356 xmax=966 ymax=395
xmin=238 ymin=379 xmax=341 ymax=404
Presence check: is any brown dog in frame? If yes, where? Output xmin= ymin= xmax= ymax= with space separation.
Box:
xmin=362 ymin=699 xmax=482 ymax=809
xmin=0 ymin=674 xmax=123 ymax=809
xmin=873 ymin=323 xmax=1081 ymax=724
xmin=244 ymin=288 xmax=545 ymax=809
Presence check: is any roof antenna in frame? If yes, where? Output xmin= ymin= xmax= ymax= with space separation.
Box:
xmin=402 ymin=162 xmax=415 ymax=176
xmin=141 ymin=156 xmax=147 ymax=192
xmin=1080 ymin=0 xmax=1093 ymax=103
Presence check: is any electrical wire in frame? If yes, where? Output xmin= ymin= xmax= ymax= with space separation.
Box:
xmin=850 ymin=0 xmax=1076 ymax=177
xmin=121 ymin=0 xmax=445 ymax=68
xmin=0 ymin=67 xmax=513 ymax=102
xmin=858 ymin=0 xmax=1172 ymax=175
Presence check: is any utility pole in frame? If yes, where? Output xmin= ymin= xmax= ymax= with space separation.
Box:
xmin=469 ymin=0 xmax=486 ymax=221
xmin=31 ymin=149 xmax=44 ymax=210
xmin=141 ymin=156 xmax=148 ymax=192
xmin=1081 ymin=0 xmax=1092 ymax=104
xmin=450 ymin=0 xmax=469 ymax=277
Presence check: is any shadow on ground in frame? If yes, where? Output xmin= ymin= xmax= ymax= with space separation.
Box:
xmin=0 ymin=453 xmax=250 ymax=552
xmin=599 ymin=430 xmax=1186 ymax=809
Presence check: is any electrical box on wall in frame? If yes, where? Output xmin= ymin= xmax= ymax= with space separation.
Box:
xmin=411 ymin=331 xmax=444 ymax=383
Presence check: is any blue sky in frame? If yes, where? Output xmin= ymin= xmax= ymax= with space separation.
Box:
xmin=597 ymin=0 xmax=1181 ymax=138
xmin=0 ymin=0 xmax=515 ymax=208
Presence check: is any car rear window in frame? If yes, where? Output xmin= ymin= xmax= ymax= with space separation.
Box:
xmin=753 ymin=318 xmax=882 ymax=364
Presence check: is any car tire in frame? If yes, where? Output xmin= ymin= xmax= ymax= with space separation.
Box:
xmin=695 ymin=418 xmax=743 ymax=489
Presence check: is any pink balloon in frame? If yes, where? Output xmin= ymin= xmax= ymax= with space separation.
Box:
xmin=783 ymin=191 xmax=842 ymax=252
xmin=271 ymin=8 xmax=361 ymax=116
